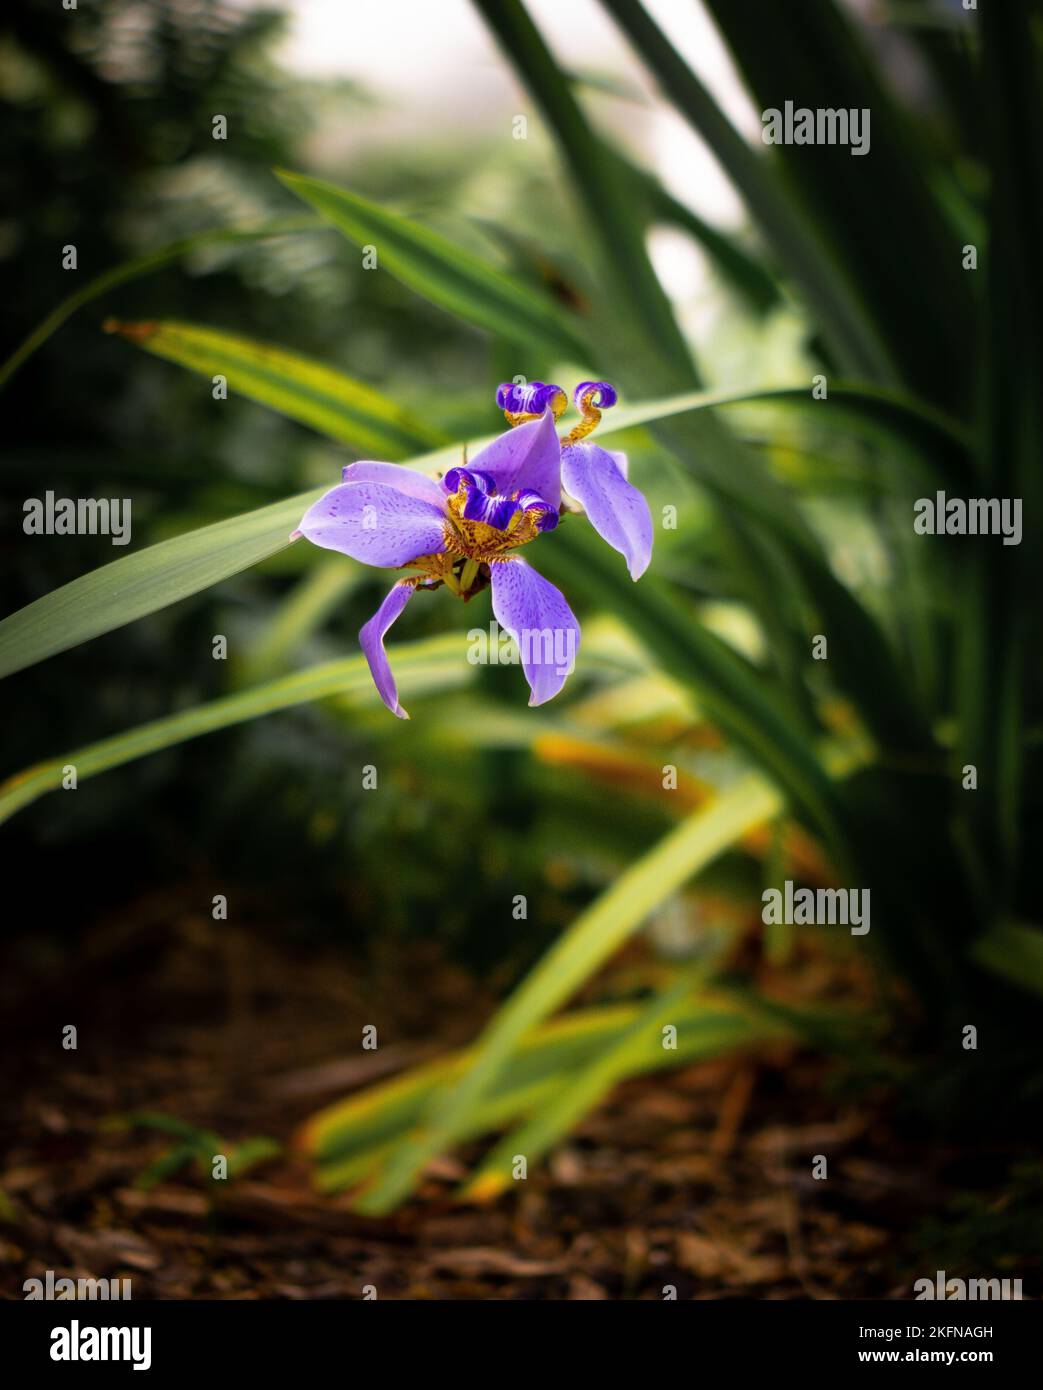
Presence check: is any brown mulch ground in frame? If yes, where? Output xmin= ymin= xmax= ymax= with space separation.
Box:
xmin=0 ymin=903 xmax=984 ymax=1300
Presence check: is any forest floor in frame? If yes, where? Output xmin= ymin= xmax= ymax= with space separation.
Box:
xmin=0 ymin=906 xmax=1033 ymax=1300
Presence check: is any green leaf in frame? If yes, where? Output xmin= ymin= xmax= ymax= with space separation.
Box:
xmin=235 ymin=556 xmax=359 ymax=686
xmin=605 ymin=383 xmax=974 ymax=491
xmin=599 ymin=0 xmax=893 ymax=381
xmin=460 ymin=971 xmax=703 ymax=1200
xmin=957 ymin=0 xmax=1041 ymax=905
xmin=0 ymin=635 xmax=470 ymax=827
xmin=134 ymin=1142 xmax=198 ymax=1192
xmin=303 ymin=1005 xmax=649 ymax=1165
xmin=971 ymin=923 xmax=1043 ymax=1001
xmin=471 ymin=0 xmax=694 ymax=384
xmin=536 ymin=523 xmax=848 ymax=846
xmin=227 ymin=1138 xmax=282 ymax=1178
xmin=0 ymin=218 xmax=323 ymax=391
xmin=351 ymin=772 xmax=785 ymax=1212
xmin=275 ymin=171 xmax=590 ymax=364
xmin=105 ymin=319 xmax=447 ymax=456
xmin=607 ymin=146 xmax=782 ymax=316
xmin=308 ymin=1000 xmax=779 ymax=1193
xmin=694 ymin=0 xmax=975 ymax=413
xmin=0 ymin=490 xmax=320 ymax=681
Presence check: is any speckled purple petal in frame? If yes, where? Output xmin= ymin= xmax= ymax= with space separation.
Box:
xmin=467 ymin=410 xmax=561 ymax=511
xmin=298 ymin=482 xmax=446 ymax=567
xmin=560 ymin=442 xmax=652 ymax=580
xmin=490 ymin=558 xmax=580 ymax=707
xmin=341 ymin=461 xmax=447 ymax=509
xmin=359 ymin=581 xmax=417 ymax=719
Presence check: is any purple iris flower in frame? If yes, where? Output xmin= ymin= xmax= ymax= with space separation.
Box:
xmin=295 ymin=380 xmax=653 ymax=718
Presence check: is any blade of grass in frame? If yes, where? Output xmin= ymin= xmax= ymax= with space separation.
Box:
xmin=352 ymin=771 xmax=788 ymax=1213
xmin=105 ymin=319 xmax=448 ymax=456
xmin=0 ymin=218 xmax=322 ymax=390
xmin=957 ymin=0 xmax=1041 ymax=907
xmin=0 ymin=628 xmax=656 ymax=826
xmin=0 ymin=634 xmax=470 ymax=827
xmin=274 ymin=172 xmax=590 ymax=364
xmin=460 ymin=970 xmax=708 ymax=1201
xmin=695 ymin=0 xmax=975 ymax=413
xmin=536 ymin=523 xmax=848 ymax=846
xmin=599 ymin=0 xmax=894 ymax=381
xmin=235 ymin=556 xmax=359 ymax=686
xmin=471 ymin=0 xmax=695 ymax=383
xmin=971 ymin=922 xmax=1043 ymax=1001
xmin=0 ymin=490 xmax=321 ymax=681
xmin=302 ymin=998 xmax=770 ymax=1165
xmin=607 ymin=146 xmax=782 ymax=316
xmin=312 ymin=1003 xmax=779 ymax=1193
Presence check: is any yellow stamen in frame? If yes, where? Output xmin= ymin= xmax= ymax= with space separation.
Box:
xmin=561 ymin=388 xmax=602 ymax=446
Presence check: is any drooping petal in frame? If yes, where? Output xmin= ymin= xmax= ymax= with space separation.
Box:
xmin=359 ymin=580 xmax=417 ymax=719
xmin=341 ymin=460 xmax=447 ymax=509
xmin=298 ymin=482 xmax=446 ymax=567
xmin=467 ymin=409 xmax=561 ymax=510
xmin=490 ymin=558 xmax=580 ymax=707
xmin=560 ymin=442 xmax=652 ymax=580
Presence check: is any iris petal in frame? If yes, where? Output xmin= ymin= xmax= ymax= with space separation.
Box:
xmin=560 ymin=442 xmax=652 ymax=580
xmin=496 ymin=381 xmax=566 ymax=416
xmin=298 ymin=481 xmax=447 ymax=567
xmin=359 ymin=581 xmax=417 ymax=719
xmin=490 ymin=558 xmax=580 ymax=707
xmin=467 ymin=410 xmax=562 ymax=511
xmin=341 ymin=461 xmax=447 ymax=508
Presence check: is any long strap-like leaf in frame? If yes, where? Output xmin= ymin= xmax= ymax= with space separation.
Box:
xmin=276 ymin=171 xmax=591 ymax=366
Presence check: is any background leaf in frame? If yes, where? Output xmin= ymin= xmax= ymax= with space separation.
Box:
xmin=276 ymin=171 xmax=591 ymax=364
xmin=105 ymin=319 xmax=448 ymax=456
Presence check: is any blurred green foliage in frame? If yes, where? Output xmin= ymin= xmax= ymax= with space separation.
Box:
xmin=3 ymin=0 xmax=1042 ymax=1219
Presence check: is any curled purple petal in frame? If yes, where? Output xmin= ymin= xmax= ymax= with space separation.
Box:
xmin=560 ymin=442 xmax=652 ymax=580
xmin=468 ymin=410 xmax=562 ymax=511
xmin=359 ymin=581 xmax=417 ymax=719
xmin=298 ymin=482 xmax=447 ymax=567
xmin=490 ymin=558 xmax=580 ymax=707
xmin=443 ymin=466 xmax=558 ymax=534
xmin=496 ymin=380 xmax=566 ymax=416
xmin=515 ymin=489 xmax=559 ymax=531
xmin=462 ymin=488 xmax=519 ymax=529
xmin=443 ymin=467 xmax=497 ymax=495
xmin=341 ymin=460 xmax=447 ymax=508
xmin=572 ymin=380 xmax=617 ymax=411
xmin=444 ymin=467 xmax=521 ymax=529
